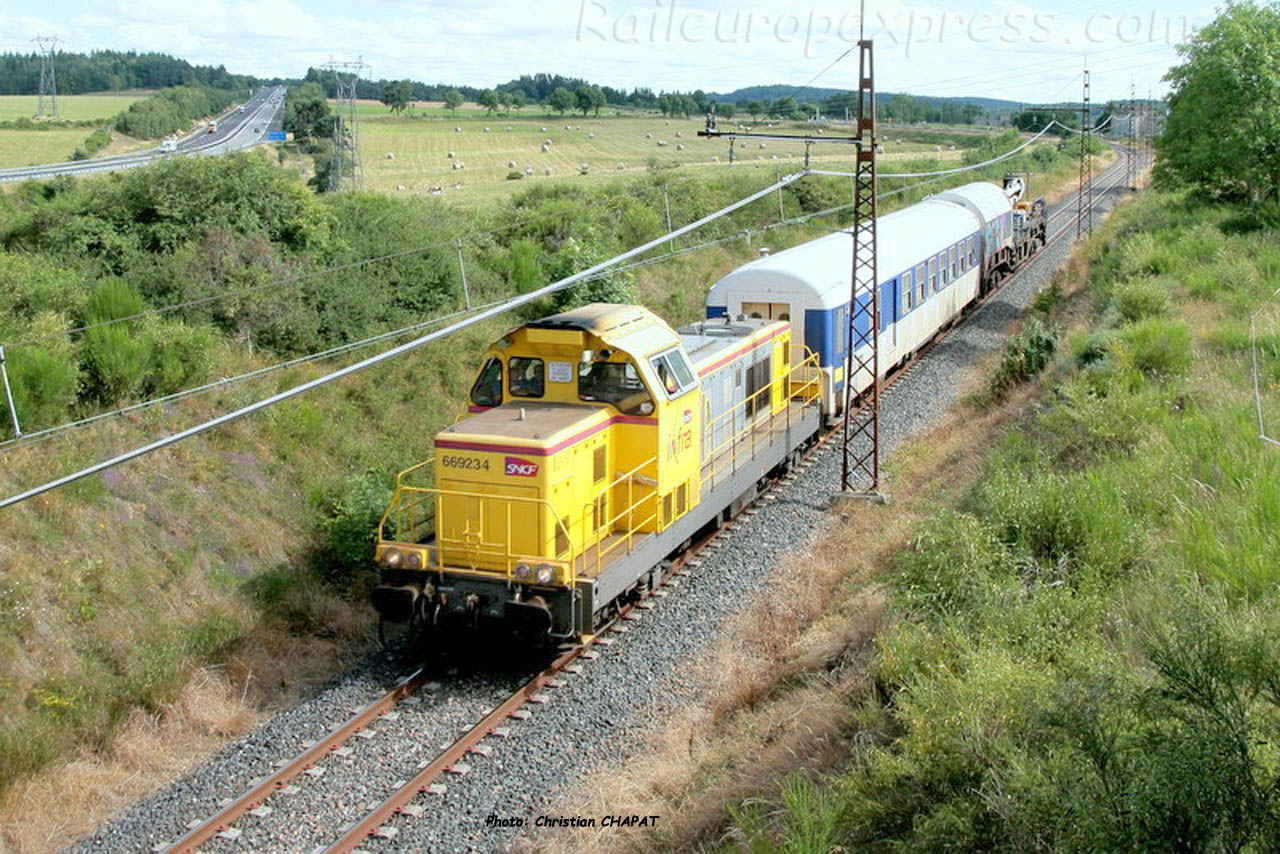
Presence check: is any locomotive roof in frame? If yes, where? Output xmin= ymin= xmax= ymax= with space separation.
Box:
xmin=516 ymin=303 xmax=681 ymax=359
xmin=678 ymin=318 xmax=782 ymax=372
xmin=527 ymin=303 xmax=660 ymax=336
xmin=439 ymin=402 xmax=607 ymax=445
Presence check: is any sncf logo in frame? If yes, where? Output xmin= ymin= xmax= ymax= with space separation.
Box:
xmin=505 ymin=456 xmax=539 ymax=477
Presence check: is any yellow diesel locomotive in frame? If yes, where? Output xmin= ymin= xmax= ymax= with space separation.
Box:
xmin=370 ymin=303 xmax=822 ymax=640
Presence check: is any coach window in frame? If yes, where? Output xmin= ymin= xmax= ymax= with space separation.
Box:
xmin=509 ymin=356 xmax=544 ymax=397
xmin=650 ymin=348 xmax=697 ymax=399
xmin=917 ymin=264 xmax=927 ymax=302
xmin=579 ymin=359 xmax=654 ymax=415
xmin=951 ymin=245 xmax=960 ymax=279
xmin=902 ymin=271 xmax=913 ymax=313
xmin=470 ymin=357 xmax=503 ymax=407
xmin=967 ymin=237 xmax=977 ymax=268
xmin=928 ymin=257 xmax=937 ymax=293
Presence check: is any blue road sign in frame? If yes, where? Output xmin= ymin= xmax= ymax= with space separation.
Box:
xmin=267 ymin=131 xmax=287 ymax=141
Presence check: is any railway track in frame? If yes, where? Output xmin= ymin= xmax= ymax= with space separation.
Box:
xmin=159 ymin=150 xmax=1144 ymax=854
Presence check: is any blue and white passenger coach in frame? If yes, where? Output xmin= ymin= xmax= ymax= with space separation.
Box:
xmin=705 ymin=180 xmax=1044 ymax=418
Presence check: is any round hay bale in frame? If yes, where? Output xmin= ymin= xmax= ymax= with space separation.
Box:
xmin=541 ymin=143 xmax=550 ymax=152
xmin=447 ymin=151 xmax=455 ymax=158
xmin=484 ymin=126 xmax=490 ymax=132
xmin=396 ymin=184 xmax=405 ymax=191
xmin=507 ymin=160 xmax=517 ymax=168
xmin=676 ymin=143 xmax=684 ymax=150
xmin=645 ymin=132 xmax=653 ymax=138
xmin=543 ymin=166 xmax=552 ymax=175
xmin=524 ymin=165 xmax=534 ymax=175
xmin=758 ymin=142 xmax=767 ymax=149
xmin=675 ymin=131 xmax=682 ymax=138
xmin=541 ymin=126 xmax=548 ymax=132
xmin=454 ymin=126 xmax=461 ymax=132
xmin=386 ymin=152 xmax=395 ymax=160
xmin=616 ymin=162 xmax=625 ymax=170
xmin=657 ymin=140 xmax=668 ymax=146
xmin=710 ymin=155 xmax=719 ymax=162
xmin=588 ymin=132 xmax=595 ymax=139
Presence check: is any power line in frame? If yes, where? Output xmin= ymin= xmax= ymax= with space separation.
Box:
xmin=0 ymin=171 xmax=810 ymax=510
xmin=1 ymin=171 xmax=952 ymax=452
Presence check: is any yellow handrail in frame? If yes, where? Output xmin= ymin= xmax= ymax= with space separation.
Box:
xmin=377 ymin=348 xmax=822 ymax=584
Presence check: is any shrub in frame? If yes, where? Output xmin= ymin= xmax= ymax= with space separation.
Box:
xmin=1113 ymin=276 xmax=1172 ymax=322
xmin=1114 ymin=318 xmax=1192 ymax=379
xmin=2 ymin=344 xmax=80 ymax=434
xmin=989 ymin=317 xmax=1056 ymax=397
xmin=316 ymin=472 xmax=393 ymax=585
xmin=506 ymin=170 xmax=523 ymax=180
xmin=894 ymin=511 xmax=1007 ymax=616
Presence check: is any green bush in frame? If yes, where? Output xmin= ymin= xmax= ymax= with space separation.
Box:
xmin=894 ymin=511 xmax=1006 ymax=616
xmin=506 ymin=170 xmax=523 ymax=180
xmin=2 ymin=344 xmax=80 ymax=434
xmin=989 ymin=317 xmax=1056 ymax=397
xmin=1113 ymin=276 xmax=1172 ymax=322
xmin=1115 ymin=318 xmax=1192 ymax=379
xmin=316 ymin=472 xmax=393 ymax=584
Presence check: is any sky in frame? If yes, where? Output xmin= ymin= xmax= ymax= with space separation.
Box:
xmin=0 ymin=0 xmax=1219 ymax=103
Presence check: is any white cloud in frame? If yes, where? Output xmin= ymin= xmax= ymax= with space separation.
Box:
xmin=0 ymin=0 xmax=1209 ymax=101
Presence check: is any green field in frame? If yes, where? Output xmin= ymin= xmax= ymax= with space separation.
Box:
xmin=0 ymin=128 xmax=93 ymax=167
xmin=0 ymin=93 xmax=144 ymax=122
xmin=355 ymin=111 xmax=969 ymax=204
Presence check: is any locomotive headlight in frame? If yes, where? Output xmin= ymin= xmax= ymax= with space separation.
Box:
xmin=383 ymin=548 xmax=403 ymax=568
xmin=536 ymin=563 xmax=558 ymax=585
xmin=405 ymin=551 xmax=423 ymax=570
xmin=514 ymin=562 xmax=533 ymax=582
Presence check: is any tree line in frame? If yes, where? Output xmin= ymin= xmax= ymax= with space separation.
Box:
xmin=0 ymin=49 xmax=253 ymax=95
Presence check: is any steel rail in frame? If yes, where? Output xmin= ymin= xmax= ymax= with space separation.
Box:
xmin=162 ymin=155 xmax=1137 ymax=852
xmin=163 ymin=667 xmax=430 ymax=853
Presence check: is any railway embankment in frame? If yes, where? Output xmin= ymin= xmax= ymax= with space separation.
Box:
xmin=0 ymin=138 xmax=1090 ymax=852
xmin=544 ymin=187 xmax=1280 ymax=851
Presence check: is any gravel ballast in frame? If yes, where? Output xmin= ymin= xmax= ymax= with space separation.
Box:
xmin=70 ymin=164 xmax=1136 ymax=854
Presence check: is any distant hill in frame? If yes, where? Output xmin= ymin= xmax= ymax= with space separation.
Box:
xmin=709 ymin=84 xmax=1022 ymax=113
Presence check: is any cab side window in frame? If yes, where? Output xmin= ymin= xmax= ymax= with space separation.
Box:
xmin=470 ymin=357 xmax=503 ymax=407
xmin=508 ymin=356 xmax=544 ymax=398
xmin=649 ymin=349 xmax=697 ymax=399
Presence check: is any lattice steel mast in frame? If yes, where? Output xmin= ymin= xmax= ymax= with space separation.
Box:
xmin=1077 ymin=67 xmax=1093 ymax=238
xmin=839 ymin=39 xmax=881 ymax=496
xmin=696 ymin=40 xmax=880 ymax=495
xmin=323 ymin=57 xmax=367 ymax=191
xmin=35 ymin=35 xmax=58 ymax=118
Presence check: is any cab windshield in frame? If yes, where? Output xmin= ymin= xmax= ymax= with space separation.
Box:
xmin=578 ymin=359 xmax=654 ymax=415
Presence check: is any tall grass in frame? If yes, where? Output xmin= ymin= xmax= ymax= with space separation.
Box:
xmin=727 ymin=190 xmax=1280 ymax=850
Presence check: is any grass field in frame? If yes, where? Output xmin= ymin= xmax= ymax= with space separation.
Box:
xmin=0 ymin=128 xmax=92 ymax=167
xmin=0 ymin=93 xmax=144 ymax=123
xmin=355 ymin=110 xmax=971 ymax=204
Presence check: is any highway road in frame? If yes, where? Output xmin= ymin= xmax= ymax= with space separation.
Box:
xmin=0 ymin=84 xmax=288 ymax=184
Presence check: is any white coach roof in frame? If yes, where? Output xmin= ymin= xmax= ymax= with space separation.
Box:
xmin=934 ymin=181 xmax=1012 ymax=225
xmin=707 ymin=195 xmax=983 ymax=311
